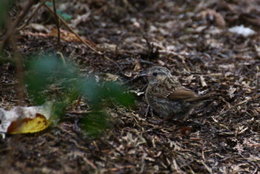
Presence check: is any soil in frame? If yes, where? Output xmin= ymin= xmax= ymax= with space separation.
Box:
xmin=0 ymin=0 xmax=259 ymax=173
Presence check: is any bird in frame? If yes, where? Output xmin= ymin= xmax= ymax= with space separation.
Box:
xmin=144 ymin=66 xmax=213 ymax=121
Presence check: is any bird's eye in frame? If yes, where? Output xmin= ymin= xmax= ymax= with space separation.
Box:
xmin=152 ymin=72 xmax=158 ymax=76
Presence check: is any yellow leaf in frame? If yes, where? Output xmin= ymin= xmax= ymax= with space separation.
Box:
xmin=7 ymin=113 xmax=51 ymax=134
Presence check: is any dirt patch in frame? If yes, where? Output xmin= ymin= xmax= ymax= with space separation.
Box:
xmin=0 ymin=0 xmax=259 ymax=173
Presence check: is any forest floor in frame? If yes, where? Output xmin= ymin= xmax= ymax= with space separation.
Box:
xmin=0 ymin=0 xmax=259 ymax=173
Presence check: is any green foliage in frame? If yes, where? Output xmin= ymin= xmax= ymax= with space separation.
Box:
xmin=57 ymin=10 xmax=72 ymax=21
xmin=102 ymin=81 xmax=135 ymax=107
xmin=79 ymin=79 xmax=134 ymax=109
xmin=81 ymin=111 xmax=110 ymax=137
xmin=25 ymin=53 xmax=134 ymax=137
xmin=45 ymin=1 xmax=72 ymax=21
xmin=26 ymin=54 xmax=78 ymax=104
xmin=45 ymin=1 xmax=53 ymax=7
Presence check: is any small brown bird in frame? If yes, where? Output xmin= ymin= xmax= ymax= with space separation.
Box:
xmin=145 ymin=66 xmax=213 ymax=121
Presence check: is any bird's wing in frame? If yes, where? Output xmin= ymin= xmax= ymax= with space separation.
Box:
xmin=167 ymin=88 xmax=198 ymax=101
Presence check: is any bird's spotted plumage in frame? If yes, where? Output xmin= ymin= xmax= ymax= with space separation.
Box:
xmin=145 ymin=66 xmax=212 ymax=120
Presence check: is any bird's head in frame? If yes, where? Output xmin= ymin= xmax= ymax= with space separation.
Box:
xmin=144 ymin=66 xmax=175 ymax=85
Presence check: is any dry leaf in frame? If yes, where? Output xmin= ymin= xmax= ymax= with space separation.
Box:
xmin=0 ymin=102 xmax=52 ymax=138
xmin=7 ymin=113 xmax=50 ymax=134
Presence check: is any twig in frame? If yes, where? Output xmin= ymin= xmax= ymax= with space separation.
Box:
xmin=9 ymin=32 xmax=25 ymax=106
xmin=52 ymin=0 xmax=60 ymax=45
xmin=43 ymin=3 xmax=99 ymax=54
xmin=44 ymin=4 xmax=123 ymax=71
xmin=216 ymin=93 xmax=260 ymax=117
xmin=18 ymin=0 xmax=47 ymax=31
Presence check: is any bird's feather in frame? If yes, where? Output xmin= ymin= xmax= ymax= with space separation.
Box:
xmin=168 ymin=88 xmax=198 ymax=101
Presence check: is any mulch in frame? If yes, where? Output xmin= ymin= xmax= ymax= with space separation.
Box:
xmin=0 ymin=0 xmax=259 ymax=173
